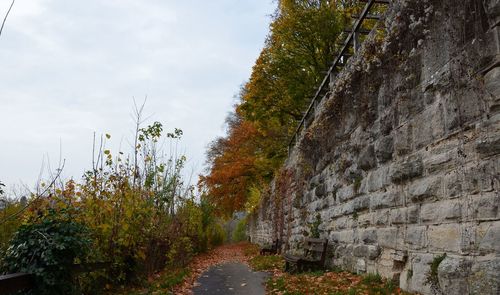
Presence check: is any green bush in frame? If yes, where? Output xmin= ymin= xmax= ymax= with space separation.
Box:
xmin=209 ymin=223 xmax=226 ymax=248
xmin=2 ymin=209 xmax=91 ymax=295
xmin=232 ymin=218 xmax=247 ymax=242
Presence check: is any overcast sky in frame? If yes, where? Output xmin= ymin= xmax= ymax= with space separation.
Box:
xmin=0 ymin=0 xmax=275 ymax=193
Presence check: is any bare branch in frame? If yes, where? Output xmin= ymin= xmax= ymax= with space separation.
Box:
xmin=0 ymin=0 xmax=15 ymax=38
xmin=0 ymin=160 xmax=66 ymax=225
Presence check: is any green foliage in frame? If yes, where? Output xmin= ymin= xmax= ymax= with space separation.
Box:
xmin=309 ymin=213 xmax=322 ymax=238
xmin=352 ymin=210 xmax=359 ymax=221
xmin=426 ymin=253 xmax=446 ymax=291
xmin=157 ymin=268 xmax=189 ymax=291
xmin=1 ymin=115 xmax=223 ymax=293
xmin=0 ymin=200 xmax=23 ymax=252
xmin=203 ymin=1 xmax=347 ymax=217
xmin=2 ymin=209 xmax=91 ymax=295
xmin=245 ymin=186 xmax=261 ymax=213
xmin=167 ymin=237 xmax=193 ymax=268
xmin=362 ymin=273 xmax=382 ymax=284
xmin=353 ymin=175 xmax=363 ymax=194
xmin=249 ymin=255 xmax=285 ymax=271
xmin=232 ymin=218 xmax=247 ymax=242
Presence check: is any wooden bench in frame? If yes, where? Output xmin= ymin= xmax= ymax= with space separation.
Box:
xmin=260 ymin=239 xmax=281 ymax=255
xmin=284 ymin=238 xmax=328 ymax=273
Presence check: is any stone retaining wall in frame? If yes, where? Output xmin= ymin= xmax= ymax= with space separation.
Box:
xmin=248 ymin=0 xmax=500 ymax=294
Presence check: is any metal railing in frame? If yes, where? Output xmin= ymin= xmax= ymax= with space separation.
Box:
xmin=287 ymin=0 xmax=390 ymax=155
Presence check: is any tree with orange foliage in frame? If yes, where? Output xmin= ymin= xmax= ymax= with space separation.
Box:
xmin=200 ymin=112 xmax=259 ymax=216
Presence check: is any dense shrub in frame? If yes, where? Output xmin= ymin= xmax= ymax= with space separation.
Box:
xmin=232 ymin=218 xmax=247 ymax=242
xmin=2 ymin=209 xmax=91 ymax=295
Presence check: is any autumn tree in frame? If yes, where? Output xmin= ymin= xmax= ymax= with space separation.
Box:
xmin=202 ymin=0 xmax=346 ymax=216
xmin=200 ymin=112 xmax=259 ymax=216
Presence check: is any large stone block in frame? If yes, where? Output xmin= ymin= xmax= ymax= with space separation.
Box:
xmin=357 ymin=212 xmax=373 ymax=227
xmin=476 ymin=134 xmax=500 ymax=157
xmin=390 ymin=155 xmax=424 ymax=183
xmin=428 ymin=224 xmax=461 ymax=253
xmin=393 ymin=123 xmax=413 ymax=156
xmin=370 ymin=192 xmax=401 ymax=210
xmin=421 ymin=200 xmax=461 ymax=223
xmin=358 ymin=145 xmax=377 ymax=170
xmin=390 ymin=208 xmax=408 ymax=225
xmin=464 ymin=161 xmax=498 ymax=194
xmin=365 ymin=166 xmax=390 ymax=192
xmin=375 ymin=135 xmax=394 ymax=163
xmin=469 ymin=257 xmax=500 ymax=295
xmin=423 ymin=151 xmax=453 ymax=174
xmin=471 ymin=194 xmax=499 ymax=220
xmin=405 ymin=225 xmax=427 ymax=250
xmin=476 ymin=222 xmax=500 ymax=254
xmin=353 ymin=244 xmax=381 ymax=260
xmin=408 ymin=176 xmax=442 ymax=203
xmin=401 ymin=253 xmax=434 ymax=295
xmin=444 ymin=171 xmax=463 ymax=198
xmin=374 ymin=209 xmax=390 ymax=226
xmin=437 ymin=256 xmax=472 ymax=295
xmin=360 ymin=228 xmax=378 ymax=245
xmin=413 ymin=103 xmax=445 ymax=149
xmin=329 ymin=230 xmax=356 ymax=244
xmin=377 ymin=227 xmax=401 ymax=249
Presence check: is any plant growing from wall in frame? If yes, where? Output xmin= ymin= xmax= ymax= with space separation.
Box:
xmin=425 ymin=253 xmax=446 ymax=294
xmin=309 ymin=213 xmax=322 ymax=239
xmin=353 ymin=175 xmax=363 ymax=194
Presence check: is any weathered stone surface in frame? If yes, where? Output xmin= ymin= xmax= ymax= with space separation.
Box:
xmin=405 ymin=226 xmax=427 ymax=250
xmin=444 ymin=172 xmax=463 ymax=198
xmin=393 ymin=124 xmax=412 ymax=156
xmin=401 ymin=253 xmax=434 ymax=295
xmin=377 ymin=227 xmax=400 ymax=249
xmin=423 ymin=151 xmax=453 ymax=174
xmin=365 ymin=167 xmax=390 ymax=192
xmin=374 ymin=209 xmax=390 ymax=226
xmin=408 ymin=176 xmax=441 ymax=203
xmin=436 ymin=256 xmax=472 ymax=295
xmin=413 ymin=103 xmax=445 ymax=149
xmin=469 ymin=257 xmax=500 ymax=295
xmin=370 ymin=192 xmax=400 ymax=210
xmin=476 ymin=135 xmax=500 ymax=157
xmin=356 ymin=258 xmax=366 ymax=273
xmin=360 ymin=228 xmax=377 ymax=245
xmin=428 ymin=224 xmax=461 ymax=252
xmin=421 ymin=200 xmax=461 ymax=223
xmin=315 ymin=183 xmax=327 ymax=198
xmin=358 ymin=145 xmax=376 ymax=170
xmin=353 ymin=244 xmax=381 ymax=260
xmin=390 ymin=208 xmax=407 ymax=225
xmin=476 ymin=222 xmax=500 ymax=253
xmin=375 ymin=136 xmax=394 ymax=163
xmin=389 ymin=156 xmax=423 ymax=183
xmin=407 ymin=205 xmax=419 ymax=223
xmin=484 ymin=67 xmax=500 ymax=102
xmin=471 ymin=194 xmax=499 ymax=220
